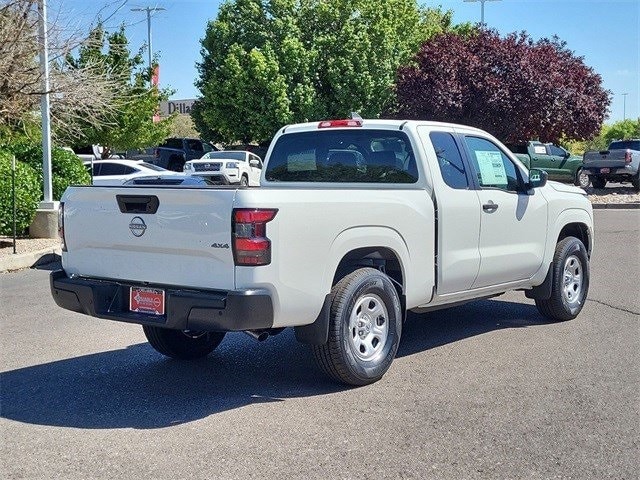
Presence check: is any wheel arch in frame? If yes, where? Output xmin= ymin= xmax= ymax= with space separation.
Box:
xmin=296 ymin=228 xmax=410 ymax=346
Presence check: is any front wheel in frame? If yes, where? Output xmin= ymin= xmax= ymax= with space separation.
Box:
xmin=590 ymin=175 xmax=606 ymax=189
xmin=312 ymin=268 xmax=403 ymax=386
xmin=574 ymin=168 xmax=590 ymax=188
xmin=631 ymin=172 xmax=640 ymax=192
xmin=535 ymin=236 xmax=589 ymax=321
xmin=240 ymin=175 xmax=249 ymax=186
xmin=143 ymin=326 xmax=225 ymax=359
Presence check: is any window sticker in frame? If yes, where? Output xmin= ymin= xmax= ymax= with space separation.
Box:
xmin=475 ymin=151 xmax=507 ymax=186
xmin=533 ymin=145 xmax=547 ymax=155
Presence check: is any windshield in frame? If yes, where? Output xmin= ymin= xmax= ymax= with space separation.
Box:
xmin=609 ymin=140 xmax=640 ymax=151
xmin=140 ymin=162 xmax=167 ymax=171
xmin=201 ymin=151 xmax=246 ymax=161
xmin=265 ymin=130 xmax=418 ymax=183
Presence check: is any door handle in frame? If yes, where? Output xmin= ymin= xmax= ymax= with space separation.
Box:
xmin=482 ymin=202 xmax=499 ymax=212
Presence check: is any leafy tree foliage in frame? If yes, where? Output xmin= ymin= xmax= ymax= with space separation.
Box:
xmin=395 ymin=29 xmax=611 ymax=144
xmin=66 ymin=24 xmax=173 ymax=157
xmin=562 ymin=118 xmax=640 ymax=154
xmin=193 ymin=0 xmax=469 ymax=143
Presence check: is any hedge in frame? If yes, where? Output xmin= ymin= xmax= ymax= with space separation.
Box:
xmin=0 ymin=151 xmax=41 ymax=236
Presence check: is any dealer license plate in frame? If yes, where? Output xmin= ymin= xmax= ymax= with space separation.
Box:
xmin=600 ymin=167 xmax=610 ymax=174
xmin=130 ymin=287 xmax=165 ymax=315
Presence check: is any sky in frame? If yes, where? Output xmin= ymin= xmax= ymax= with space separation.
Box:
xmin=55 ymin=0 xmax=639 ymax=123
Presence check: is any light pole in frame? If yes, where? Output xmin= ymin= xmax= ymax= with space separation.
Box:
xmin=130 ymin=6 xmax=165 ymax=85
xmin=38 ymin=0 xmax=54 ymax=210
xmin=464 ymin=0 xmax=502 ymax=25
xmin=620 ymin=93 xmax=628 ymax=121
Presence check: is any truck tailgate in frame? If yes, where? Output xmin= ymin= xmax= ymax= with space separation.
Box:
xmin=583 ymin=151 xmax=628 ymax=169
xmin=62 ymin=186 xmax=237 ymax=290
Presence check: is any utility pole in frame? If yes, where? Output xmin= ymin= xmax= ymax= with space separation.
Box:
xmin=131 ymin=6 xmax=165 ymax=86
xmin=621 ymin=93 xmax=628 ymax=121
xmin=464 ymin=0 xmax=502 ymax=25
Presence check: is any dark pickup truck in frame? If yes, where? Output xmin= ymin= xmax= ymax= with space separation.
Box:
xmin=152 ymin=138 xmax=218 ymax=171
xmin=509 ymin=141 xmax=589 ymax=188
xmin=583 ymin=139 xmax=640 ymax=191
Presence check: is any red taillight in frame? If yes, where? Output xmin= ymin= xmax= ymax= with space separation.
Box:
xmin=232 ymin=208 xmax=277 ymax=266
xmin=625 ymin=150 xmax=632 ymax=163
xmin=318 ymin=119 xmax=363 ymax=128
xmin=58 ymin=202 xmax=67 ymax=252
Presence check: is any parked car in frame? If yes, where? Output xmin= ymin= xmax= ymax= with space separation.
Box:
xmin=583 ymin=139 xmax=640 ymax=191
xmin=183 ymin=150 xmax=262 ymax=186
xmin=71 ymin=145 xmax=123 ymax=161
xmin=153 ymin=138 xmax=218 ymax=172
xmin=52 ymin=118 xmax=593 ymax=386
xmin=84 ymin=159 xmax=178 ymax=186
xmin=123 ymin=175 xmax=217 ymax=186
xmin=508 ymin=141 xmax=589 ymax=188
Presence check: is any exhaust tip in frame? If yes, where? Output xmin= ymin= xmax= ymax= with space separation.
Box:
xmin=244 ymin=330 xmax=270 ymax=342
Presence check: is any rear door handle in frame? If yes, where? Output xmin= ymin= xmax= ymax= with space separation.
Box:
xmin=482 ymin=202 xmax=499 ymax=212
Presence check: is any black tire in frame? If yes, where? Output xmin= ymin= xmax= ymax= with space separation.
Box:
xmin=168 ymin=156 xmax=185 ymax=172
xmin=574 ymin=168 xmax=590 ymax=188
xmin=535 ymin=236 xmax=589 ymax=322
xmin=143 ymin=326 xmax=225 ymax=359
xmin=312 ymin=268 xmax=402 ymax=386
xmin=590 ymin=175 xmax=606 ymax=189
xmin=632 ymin=172 xmax=640 ymax=192
xmin=240 ymin=175 xmax=249 ymax=186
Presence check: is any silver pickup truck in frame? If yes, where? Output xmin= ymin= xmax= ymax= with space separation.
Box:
xmin=583 ymin=139 xmax=640 ymax=191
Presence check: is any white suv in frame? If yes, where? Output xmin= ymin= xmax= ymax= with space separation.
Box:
xmin=183 ymin=151 xmax=262 ymax=186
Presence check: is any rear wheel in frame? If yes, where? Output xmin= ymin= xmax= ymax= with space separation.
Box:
xmin=535 ymin=236 xmax=589 ymax=321
xmin=590 ymin=175 xmax=606 ymax=189
xmin=574 ymin=168 xmax=590 ymax=188
xmin=631 ymin=172 xmax=640 ymax=192
xmin=143 ymin=326 xmax=225 ymax=359
xmin=312 ymin=268 xmax=402 ymax=386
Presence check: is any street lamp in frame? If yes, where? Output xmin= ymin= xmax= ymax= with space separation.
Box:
xmin=464 ymin=0 xmax=502 ymax=25
xmin=620 ymin=93 xmax=628 ymax=121
xmin=130 ymin=6 xmax=165 ymax=85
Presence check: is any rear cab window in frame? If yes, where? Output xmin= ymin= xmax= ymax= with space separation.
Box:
xmin=264 ymin=130 xmax=418 ymax=183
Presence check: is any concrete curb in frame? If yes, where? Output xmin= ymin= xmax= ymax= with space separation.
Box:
xmin=592 ymin=203 xmax=640 ymax=209
xmin=0 ymin=247 xmax=61 ymax=273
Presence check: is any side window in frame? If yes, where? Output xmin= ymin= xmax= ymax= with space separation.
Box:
xmin=464 ymin=136 xmax=521 ymax=192
xmin=250 ymin=154 xmax=262 ymax=168
xmin=121 ymin=166 xmax=136 ymax=175
xmin=187 ymin=140 xmax=203 ymax=152
xmin=97 ymin=163 xmax=125 ymax=176
xmin=202 ymin=143 xmax=213 ymax=153
xmin=429 ymin=132 xmax=469 ymax=189
xmin=547 ymin=144 xmax=566 ymax=157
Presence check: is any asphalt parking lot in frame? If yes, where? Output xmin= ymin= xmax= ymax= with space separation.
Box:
xmin=1 ymin=210 xmax=638 ymax=479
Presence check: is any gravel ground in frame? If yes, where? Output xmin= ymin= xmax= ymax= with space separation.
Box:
xmin=1 ymin=184 xmax=636 ymax=260
xmin=585 ymin=184 xmax=640 ymax=205
xmin=0 ymin=237 xmax=60 ymax=258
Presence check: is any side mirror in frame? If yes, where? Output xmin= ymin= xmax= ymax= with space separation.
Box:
xmin=249 ymin=159 xmax=260 ymax=168
xmin=528 ymin=168 xmax=548 ymax=189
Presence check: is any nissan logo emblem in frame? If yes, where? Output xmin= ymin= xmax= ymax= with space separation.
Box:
xmin=129 ymin=216 xmax=147 ymax=237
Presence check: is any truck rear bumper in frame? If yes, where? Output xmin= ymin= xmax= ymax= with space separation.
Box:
xmin=50 ymin=270 xmax=274 ymax=331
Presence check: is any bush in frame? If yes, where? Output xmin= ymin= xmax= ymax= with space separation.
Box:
xmin=0 ymin=151 xmax=41 ymax=236
xmin=5 ymin=142 xmax=90 ymax=200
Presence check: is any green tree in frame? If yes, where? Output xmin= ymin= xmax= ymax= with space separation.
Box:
xmin=66 ymin=24 xmax=173 ymax=157
xmin=193 ymin=0 xmax=468 ymax=143
xmin=603 ymin=119 xmax=640 ymax=144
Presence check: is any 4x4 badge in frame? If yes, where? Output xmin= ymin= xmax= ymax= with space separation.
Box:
xmin=129 ymin=217 xmax=147 ymax=237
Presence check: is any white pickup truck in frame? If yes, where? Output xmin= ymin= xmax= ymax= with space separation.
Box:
xmin=51 ymin=119 xmax=594 ymax=385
